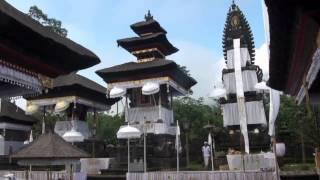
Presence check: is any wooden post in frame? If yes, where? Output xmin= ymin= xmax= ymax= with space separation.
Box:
xmin=92 ymin=109 xmax=97 ymax=158
xmin=185 ymin=131 xmax=190 ymax=167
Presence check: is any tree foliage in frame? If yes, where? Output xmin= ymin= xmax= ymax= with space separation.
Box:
xmin=173 ymin=97 xmax=222 ymax=139
xmin=28 ymin=5 xmax=68 ymax=37
xmin=277 ymin=95 xmax=320 ymax=148
xmin=87 ymin=113 xmax=125 ymax=145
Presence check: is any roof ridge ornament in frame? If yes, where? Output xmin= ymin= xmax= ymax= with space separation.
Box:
xmin=145 ymin=10 xmax=153 ymax=21
xmin=230 ymin=0 xmax=238 ymax=11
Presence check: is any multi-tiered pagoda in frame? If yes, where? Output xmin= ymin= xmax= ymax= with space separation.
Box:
xmin=97 ymin=11 xmax=196 ymax=168
xmin=219 ymin=2 xmax=267 ymax=152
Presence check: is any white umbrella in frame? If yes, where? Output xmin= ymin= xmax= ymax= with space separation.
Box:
xmin=142 ymin=82 xmax=160 ymax=95
xmin=54 ymin=100 xmax=70 ymax=113
xmin=254 ymin=81 xmax=269 ymax=90
xmin=110 ymin=87 xmax=126 ymax=98
xmin=117 ymin=125 xmax=141 ymax=174
xmin=209 ymin=87 xmax=226 ymax=99
xmin=63 ymin=128 xmax=84 ymax=142
xmin=117 ymin=125 xmax=141 ymax=139
xmin=26 ymin=104 xmax=39 ymax=115
xmin=29 ymin=130 xmax=33 ymax=143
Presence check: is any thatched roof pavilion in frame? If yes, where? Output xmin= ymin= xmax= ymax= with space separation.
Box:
xmin=11 ymin=132 xmax=89 ymax=166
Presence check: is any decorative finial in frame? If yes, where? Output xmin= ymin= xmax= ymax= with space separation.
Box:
xmin=231 ymin=0 xmax=237 ymax=11
xmin=145 ymin=10 xmax=153 ymax=21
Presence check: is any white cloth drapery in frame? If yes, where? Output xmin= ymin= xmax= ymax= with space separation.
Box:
xmin=222 ymin=100 xmax=267 ymax=127
xmin=226 ymin=48 xmax=251 ymax=69
xmin=223 ymin=70 xmax=258 ymax=94
xmin=268 ymin=89 xmax=281 ymax=136
xmin=125 ymin=106 xmax=174 ymax=125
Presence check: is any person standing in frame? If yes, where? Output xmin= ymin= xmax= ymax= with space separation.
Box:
xmin=202 ymin=141 xmax=211 ymax=169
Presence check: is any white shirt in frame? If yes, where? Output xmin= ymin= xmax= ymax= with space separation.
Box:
xmin=202 ymin=145 xmax=211 ymax=157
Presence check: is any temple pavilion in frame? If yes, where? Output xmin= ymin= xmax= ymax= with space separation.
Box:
xmin=96 ymin=11 xmax=196 ymax=169
xmin=0 ymin=0 xmax=100 ymax=98
xmin=24 ymin=73 xmax=118 ymax=157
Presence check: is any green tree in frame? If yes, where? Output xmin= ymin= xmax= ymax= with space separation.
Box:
xmin=87 ymin=113 xmax=125 ymax=145
xmin=276 ymin=95 xmax=320 ymax=162
xmin=28 ymin=5 xmax=68 ymax=37
xmin=173 ymin=96 xmax=223 ymax=164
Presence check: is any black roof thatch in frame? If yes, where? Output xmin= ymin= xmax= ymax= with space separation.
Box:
xmin=222 ymin=2 xmax=255 ymax=64
xmin=0 ymin=1 xmax=100 ymax=77
xmin=0 ymin=100 xmax=36 ymax=125
xmin=96 ymin=59 xmax=197 ymax=90
xmin=117 ymin=33 xmax=178 ymax=56
xmin=53 ymin=73 xmax=106 ymax=94
xmin=131 ymin=19 xmax=167 ymax=35
xmin=11 ymin=132 xmax=89 ymax=159
xmin=25 ymin=74 xmax=118 ymax=106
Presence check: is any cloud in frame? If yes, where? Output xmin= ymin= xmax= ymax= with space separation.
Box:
xmin=169 ymin=41 xmax=224 ymax=99
xmin=254 ymin=43 xmax=269 ymax=80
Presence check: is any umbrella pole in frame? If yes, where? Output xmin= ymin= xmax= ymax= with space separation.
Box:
xmin=144 ymin=124 xmax=147 ymax=173
xmin=29 ymin=165 xmax=32 ymax=180
xmin=210 ymin=138 xmax=214 ymax=171
xmin=128 ymin=138 xmax=130 ymax=172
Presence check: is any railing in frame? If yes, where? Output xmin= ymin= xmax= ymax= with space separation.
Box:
xmin=125 ymin=106 xmax=174 ymax=125
xmin=128 ymin=170 xmax=277 ymax=180
xmin=0 ymin=170 xmax=67 ymax=180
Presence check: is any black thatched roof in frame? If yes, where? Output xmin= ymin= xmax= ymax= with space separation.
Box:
xmin=131 ymin=19 xmax=167 ymax=35
xmin=222 ymin=2 xmax=255 ymax=64
xmin=265 ymin=0 xmax=320 ymax=93
xmin=53 ymin=73 xmax=106 ymax=94
xmin=117 ymin=32 xmax=178 ymax=56
xmin=11 ymin=132 xmax=89 ymax=159
xmin=25 ymin=74 xmax=118 ymax=106
xmin=96 ymin=59 xmax=197 ymax=90
xmin=0 ymin=1 xmax=100 ymax=77
xmin=0 ymin=100 xmax=36 ymax=125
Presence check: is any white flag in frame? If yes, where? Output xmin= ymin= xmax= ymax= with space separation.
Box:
xmin=175 ymin=121 xmax=181 ymax=151
xmin=29 ymin=130 xmax=33 ymax=142
xmin=269 ymin=89 xmax=281 ymax=136
xmin=208 ymin=132 xmax=212 ymax=145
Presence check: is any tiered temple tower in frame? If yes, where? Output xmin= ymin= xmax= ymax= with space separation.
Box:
xmin=97 ymin=11 xmax=196 ymax=169
xmin=219 ymin=2 xmax=267 ymax=152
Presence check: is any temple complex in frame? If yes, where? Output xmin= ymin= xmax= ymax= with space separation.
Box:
xmin=96 ymin=11 xmax=196 ymax=169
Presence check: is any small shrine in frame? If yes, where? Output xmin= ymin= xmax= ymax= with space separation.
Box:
xmin=96 ymin=11 xmax=197 ymax=169
xmin=24 ymin=73 xmax=118 ymax=157
xmin=11 ymin=132 xmax=89 ymax=179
